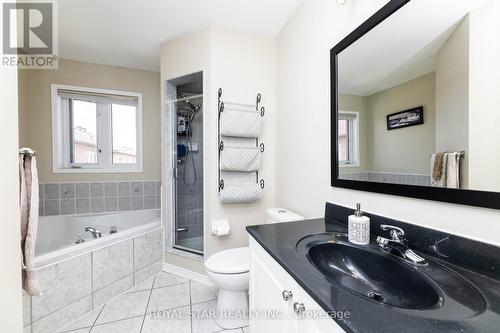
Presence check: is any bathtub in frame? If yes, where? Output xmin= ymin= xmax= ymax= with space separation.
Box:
xmin=26 ymin=209 xmax=163 ymax=332
xmin=35 ymin=209 xmax=161 ymax=267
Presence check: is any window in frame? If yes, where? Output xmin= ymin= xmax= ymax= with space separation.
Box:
xmin=338 ymin=111 xmax=359 ymax=166
xmin=52 ymin=84 xmax=143 ymax=173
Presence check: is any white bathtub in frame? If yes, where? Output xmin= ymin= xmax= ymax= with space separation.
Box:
xmin=35 ymin=209 xmax=161 ymax=267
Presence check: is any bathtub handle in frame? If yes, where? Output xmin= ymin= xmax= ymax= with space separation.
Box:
xmin=75 ymin=234 xmax=85 ymax=244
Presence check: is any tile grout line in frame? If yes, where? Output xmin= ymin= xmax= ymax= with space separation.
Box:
xmin=88 ymin=303 xmax=106 ymax=332
xmin=189 ymin=280 xmax=193 ymax=333
xmin=139 ymin=275 xmax=156 ymax=332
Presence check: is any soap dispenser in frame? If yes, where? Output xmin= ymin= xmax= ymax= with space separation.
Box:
xmin=348 ymin=203 xmax=370 ymax=245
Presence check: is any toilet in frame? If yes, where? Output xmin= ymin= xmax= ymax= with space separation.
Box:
xmin=205 ymin=208 xmax=304 ymax=329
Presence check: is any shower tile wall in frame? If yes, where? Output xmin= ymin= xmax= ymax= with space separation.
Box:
xmin=177 ymin=106 xmax=203 ymax=241
xmin=339 ymin=172 xmax=431 ymax=186
xmin=39 ymin=180 xmax=161 ymax=216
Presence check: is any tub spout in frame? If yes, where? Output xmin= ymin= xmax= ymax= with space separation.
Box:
xmin=85 ymin=227 xmax=102 ymax=238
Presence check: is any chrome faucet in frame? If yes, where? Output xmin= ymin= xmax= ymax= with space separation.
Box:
xmin=376 ymin=225 xmax=426 ymax=264
xmin=85 ymin=227 xmax=102 ymax=238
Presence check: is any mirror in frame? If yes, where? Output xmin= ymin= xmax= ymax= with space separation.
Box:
xmin=331 ymin=0 xmax=500 ymax=209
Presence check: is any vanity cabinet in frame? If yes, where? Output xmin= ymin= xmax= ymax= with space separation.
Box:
xmin=249 ymin=238 xmax=346 ymax=333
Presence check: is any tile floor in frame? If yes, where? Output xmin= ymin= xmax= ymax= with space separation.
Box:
xmin=57 ymin=272 xmax=249 ymax=333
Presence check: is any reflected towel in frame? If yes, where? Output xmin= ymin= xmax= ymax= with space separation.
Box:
xmin=431 ymin=153 xmax=448 ymax=188
xmin=19 ymin=149 xmax=40 ymax=296
xmin=445 ymin=152 xmax=460 ymax=189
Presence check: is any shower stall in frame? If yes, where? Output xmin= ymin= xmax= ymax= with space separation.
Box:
xmin=165 ymin=72 xmax=204 ymax=255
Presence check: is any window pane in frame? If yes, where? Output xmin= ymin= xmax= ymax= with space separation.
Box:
xmin=112 ymin=104 xmax=137 ymax=164
xmin=338 ymin=119 xmax=349 ymax=162
xmin=71 ymin=100 xmax=98 ymax=164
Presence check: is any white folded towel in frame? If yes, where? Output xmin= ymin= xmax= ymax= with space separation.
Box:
xmin=219 ymin=184 xmax=263 ymax=204
xmin=220 ymin=145 xmax=261 ymax=172
xmin=221 ymin=103 xmax=262 ymax=138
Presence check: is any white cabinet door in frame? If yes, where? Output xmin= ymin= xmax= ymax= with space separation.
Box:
xmin=296 ymin=287 xmax=346 ymax=333
xmin=249 ymin=238 xmax=298 ymax=333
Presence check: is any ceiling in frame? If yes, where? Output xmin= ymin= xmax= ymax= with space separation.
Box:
xmin=338 ymin=0 xmax=490 ymax=96
xmin=58 ymin=0 xmax=303 ymax=72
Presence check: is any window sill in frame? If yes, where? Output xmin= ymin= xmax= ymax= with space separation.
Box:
xmin=53 ymin=167 xmax=143 ymax=174
xmin=339 ymin=163 xmax=360 ymax=168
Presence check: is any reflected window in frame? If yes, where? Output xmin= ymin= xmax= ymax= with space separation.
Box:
xmin=338 ymin=112 xmax=359 ymax=166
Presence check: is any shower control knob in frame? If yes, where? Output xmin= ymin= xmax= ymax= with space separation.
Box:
xmin=282 ymin=290 xmax=293 ymax=301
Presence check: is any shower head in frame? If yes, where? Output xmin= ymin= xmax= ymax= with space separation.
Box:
xmin=182 ymin=95 xmax=202 ymax=113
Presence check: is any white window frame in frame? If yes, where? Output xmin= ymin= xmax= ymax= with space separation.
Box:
xmin=51 ymin=84 xmax=143 ymax=173
xmin=338 ymin=111 xmax=360 ymax=167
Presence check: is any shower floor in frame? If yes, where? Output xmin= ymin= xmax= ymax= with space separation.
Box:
xmin=177 ymin=236 xmax=203 ymax=253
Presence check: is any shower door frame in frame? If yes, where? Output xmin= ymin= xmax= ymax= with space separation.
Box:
xmin=163 ymin=72 xmax=205 ymax=259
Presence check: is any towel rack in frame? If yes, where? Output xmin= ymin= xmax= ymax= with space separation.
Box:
xmin=217 ymin=88 xmax=265 ymax=193
xmin=432 ymin=151 xmax=466 ymax=158
xmin=19 ymin=148 xmax=36 ymax=157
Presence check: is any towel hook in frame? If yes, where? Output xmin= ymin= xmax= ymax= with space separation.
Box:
xmin=219 ymin=180 xmax=224 ymax=191
xmin=260 ymin=179 xmax=265 ymax=189
xmin=219 ymin=141 xmax=224 ymax=152
xmin=260 ymin=106 xmax=265 ymax=117
xmin=260 ymin=143 xmax=265 ymax=153
xmin=256 ymin=93 xmax=262 ymax=112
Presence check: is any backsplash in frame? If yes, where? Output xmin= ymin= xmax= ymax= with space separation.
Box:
xmin=39 ymin=181 xmax=161 ymax=216
xmin=339 ymin=172 xmax=431 ymax=186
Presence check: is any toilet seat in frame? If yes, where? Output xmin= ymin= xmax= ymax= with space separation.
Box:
xmin=205 ymin=247 xmax=249 ymax=274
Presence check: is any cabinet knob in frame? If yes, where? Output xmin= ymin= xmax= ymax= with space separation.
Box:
xmin=281 ymin=290 xmax=293 ymax=301
xmin=293 ymin=302 xmax=305 ymax=315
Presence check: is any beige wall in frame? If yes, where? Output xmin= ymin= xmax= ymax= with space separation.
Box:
xmin=435 ymin=17 xmax=470 ymax=188
xmin=339 ymin=94 xmax=369 ymax=173
xmin=468 ymin=0 xmax=500 ymax=191
xmin=161 ymin=27 xmax=276 ymax=272
xmin=367 ymin=72 xmax=436 ymax=174
xmin=275 ymin=0 xmax=500 ymax=247
xmin=209 ymin=27 xmax=276 ymax=256
xmin=0 ymin=65 xmax=23 ymax=332
xmin=18 ymin=59 xmax=161 ymax=182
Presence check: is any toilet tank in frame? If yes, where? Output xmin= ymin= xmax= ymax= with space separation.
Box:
xmin=266 ymin=208 xmax=304 ymax=224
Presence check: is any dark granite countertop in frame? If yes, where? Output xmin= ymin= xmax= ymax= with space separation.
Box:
xmin=246 ymin=203 xmax=500 ymax=333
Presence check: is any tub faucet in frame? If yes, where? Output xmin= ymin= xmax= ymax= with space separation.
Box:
xmin=85 ymin=227 xmax=102 ymax=238
xmin=376 ymin=224 xmax=426 ymax=265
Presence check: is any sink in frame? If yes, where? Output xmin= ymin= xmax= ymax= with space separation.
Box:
xmin=308 ymin=242 xmax=440 ymax=309
xmin=297 ymin=233 xmax=486 ymax=316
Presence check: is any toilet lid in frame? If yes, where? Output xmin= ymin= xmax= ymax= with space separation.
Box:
xmin=205 ymin=247 xmax=249 ymax=274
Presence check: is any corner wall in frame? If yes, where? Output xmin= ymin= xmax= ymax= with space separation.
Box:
xmin=275 ymin=0 xmax=500 ymax=247
xmin=0 ymin=64 xmax=23 ymax=332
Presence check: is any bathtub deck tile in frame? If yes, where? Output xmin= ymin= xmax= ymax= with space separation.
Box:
xmin=93 ymin=274 xmax=134 ymax=308
xmin=92 ymin=239 xmax=134 ymax=291
xmin=134 ymin=230 xmax=162 ymax=270
xmin=32 ymin=295 xmax=92 ymax=333
xmin=134 ymin=260 xmax=162 ymax=284
xmin=32 ymin=253 xmax=92 ymax=321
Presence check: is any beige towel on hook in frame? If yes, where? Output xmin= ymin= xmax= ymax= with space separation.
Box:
xmin=431 ymin=153 xmax=448 ymax=187
xmin=19 ymin=151 xmax=40 ymax=296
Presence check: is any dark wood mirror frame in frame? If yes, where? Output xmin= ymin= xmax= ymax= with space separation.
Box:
xmin=330 ymin=0 xmax=500 ymax=210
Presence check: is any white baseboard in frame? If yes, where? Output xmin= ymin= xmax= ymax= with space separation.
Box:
xmin=162 ymin=262 xmax=214 ymax=286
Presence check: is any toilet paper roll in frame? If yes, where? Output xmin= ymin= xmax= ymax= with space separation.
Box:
xmin=211 ymin=219 xmax=231 ymax=236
